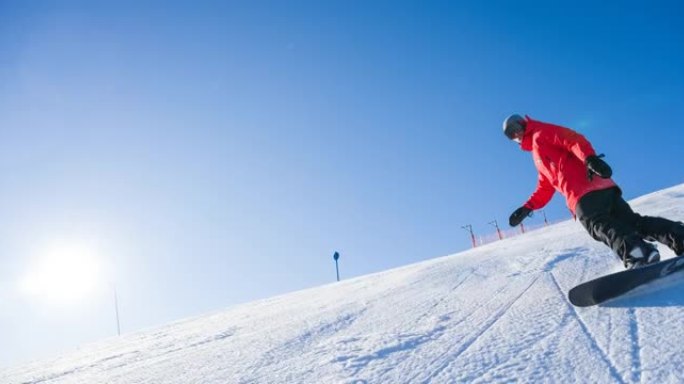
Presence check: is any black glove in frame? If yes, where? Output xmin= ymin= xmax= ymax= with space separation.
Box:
xmin=586 ymin=154 xmax=612 ymax=181
xmin=509 ymin=206 xmax=533 ymax=227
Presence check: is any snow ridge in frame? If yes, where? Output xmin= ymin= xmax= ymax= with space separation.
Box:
xmin=4 ymin=184 xmax=684 ymax=383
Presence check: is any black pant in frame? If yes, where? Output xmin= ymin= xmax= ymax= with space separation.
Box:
xmin=576 ymin=187 xmax=684 ymax=263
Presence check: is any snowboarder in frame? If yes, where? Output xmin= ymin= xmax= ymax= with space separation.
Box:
xmin=503 ymin=114 xmax=684 ymax=269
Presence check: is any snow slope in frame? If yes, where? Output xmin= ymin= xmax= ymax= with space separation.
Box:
xmin=4 ymin=184 xmax=684 ymax=384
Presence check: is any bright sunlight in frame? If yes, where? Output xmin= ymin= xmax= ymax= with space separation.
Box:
xmin=21 ymin=242 xmax=103 ymax=304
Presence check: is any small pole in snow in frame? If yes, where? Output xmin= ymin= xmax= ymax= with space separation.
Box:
xmin=113 ymin=284 xmax=121 ymax=336
xmin=462 ymin=225 xmax=477 ymax=248
xmin=542 ymin=210 xmax=549 ymax=226
xmin=333 ymin=252 xmax=340 ymax=282
xmin=489 ymin=220 xmax=503 ymax=240
xmin=520 ymin=222 xmax=526 ymax=234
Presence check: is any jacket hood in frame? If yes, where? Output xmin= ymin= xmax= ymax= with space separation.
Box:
xmin=519 ymin=115 xmax=534 ymax=152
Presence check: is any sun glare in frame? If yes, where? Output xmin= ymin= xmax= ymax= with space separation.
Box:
xmin=21 ymin=243 xmax=103 ymax=304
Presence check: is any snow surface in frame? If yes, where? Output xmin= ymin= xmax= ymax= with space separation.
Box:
xmin=4 ymin=184 xmax=684 ymax=384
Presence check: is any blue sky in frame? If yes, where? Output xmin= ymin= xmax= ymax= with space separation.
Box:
xmin=1 ymin=0 xmax=682 ymax=367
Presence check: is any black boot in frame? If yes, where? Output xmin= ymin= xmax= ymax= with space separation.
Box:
xmin=625 ymin=242 xmax=660 ymax=269
xmin=671 ymin=222 xmax=684 ymax=256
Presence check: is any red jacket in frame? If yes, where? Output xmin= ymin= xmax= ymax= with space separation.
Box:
xmin=520 ymin=116 xmax=617 ymax=214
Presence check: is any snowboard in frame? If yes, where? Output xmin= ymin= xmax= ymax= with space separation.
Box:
xmin=568 ymin=255 xmax=684 ymax=307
